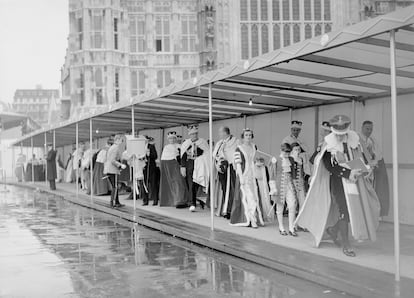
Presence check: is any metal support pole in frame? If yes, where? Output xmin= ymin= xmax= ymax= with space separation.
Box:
xmin=44 ymin=132 xmax=48 ymax=186
xmin=289 ymin=108 xmax=293 ymax=122
xmin=390 ymin=29 xmax=400 ymax=282
xmin=53 ymin=130 xmax=56 ymax=150
xmin=208 ymin=83 xmax=214 ymax=231
xmin=90 ymin=119 xmax=93 ymax=204
xmin=31 ymin=137 xmax=34 ymax=184
xmin=76 ymin=123 xmax=79 ymax=199
xmin=11 ymin=146 xmax=15 ymax=183
xmin=243 ymin=115 xmax=247 ymax=129
xmin=131 ymin=105 xmax=136 ymax=220
xmin=352 ymin=100 xmax=356 ymax=130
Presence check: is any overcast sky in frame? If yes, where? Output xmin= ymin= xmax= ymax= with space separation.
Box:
xmin=0 ymin=0 xmax=68 ymax=103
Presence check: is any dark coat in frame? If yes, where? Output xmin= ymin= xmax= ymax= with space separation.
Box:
xmin=46 ymin=149 xmax=57 ymax=181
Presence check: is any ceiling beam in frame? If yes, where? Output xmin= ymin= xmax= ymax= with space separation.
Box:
xmin=264 ymin=66 xmax=391 ymax=91
xmin=224 ymin=77 xmax=372 ymax=98
xmin=300 ymin=54 xmax=414 ymax=79
xmin=357 ymin=37 xmax=414 ymax=52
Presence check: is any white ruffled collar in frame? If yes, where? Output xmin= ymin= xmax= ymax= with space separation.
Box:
xmin=324 ymin=130 xmax=359 ymax=153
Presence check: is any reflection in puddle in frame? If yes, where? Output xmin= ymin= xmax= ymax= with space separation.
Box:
xmin=0 ymin=187 xmax=351 ymax=297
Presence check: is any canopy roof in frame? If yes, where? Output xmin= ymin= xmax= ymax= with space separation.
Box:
xmin=14 ymin=7 xmax=414 ymax=147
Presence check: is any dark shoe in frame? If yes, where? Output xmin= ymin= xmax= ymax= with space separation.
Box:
xmin=176 ymin=204 xmax=188 ymax=209
xmin=289 ymin=230 xmax=298 ymax=237
xmin=152 ymin=200 xmax=158 ymax=206
xmin=114 ymin=203 xmax=124 ymax=208
xmin=279 ymin=230 xmax=288 ymax=236
xmin=343 ymin=247 xmax=356 ymax=257
xmin=142 ymin=202 xmax=149 ymax=206
xmin=327 ymin=227 xmax=341 ymax=247
xmin=110 ymin=199 xmax=114 ymax=208
xmin=199 ymin=201 xmax=205 ymax=210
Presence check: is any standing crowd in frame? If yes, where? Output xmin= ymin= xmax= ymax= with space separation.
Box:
xmin=30 ymin=114 xmax=389 ymax=258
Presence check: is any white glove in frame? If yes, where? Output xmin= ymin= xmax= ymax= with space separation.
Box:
xmin=239 ymin=175 xmax=246 ymax=185
xmin=120 ymin=164 xmax=126 ymax=170
xmin=349 ymin=169 xmax=362 ymax=183
xmin=180 ymin=167 xmax=186 ymax=177
xmin=269 ymin=180 xmax=278 ymax=196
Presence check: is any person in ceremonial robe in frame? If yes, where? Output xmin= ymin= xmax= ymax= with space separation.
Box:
xmin=359 ymin=120 xmax=390 ymax=218
xmin=65 ymin=146 xmax=75 ymax=183
xmin=56 ymin=152 xmax=65 ymax=183
xmin=269 ymin=143 xmax=298 ymax=236
xmin=180 ymin=125 xmax=210 ymax=212
xmin=144 ymin=136 xmax=159 ymax=206
xmin=212 ymin=127 xmax=238 ymax=218
xmin=282 ymin=120 xmax=311 ymax=188
xmin=104 ymin=134 xmax=126 ymax=208
xmin=93 ymin=138 xmax=113 ymax=195
xmin=159 ymin=131 xmax=188 ymax=207
xmin=296 ymin=115 xmax=380 ymax=257
xmin=310 ymin=121 xmax=331 ymax=166
xmin=46 ymin=143 xmax=57 ymax=190
xmin=81 ymin=143 xmax=94 ymax=195
xmin=15 ymin=153 xmax=26 ymax=182
xmin=73 ymin=143 xmax=84 ymax=187
xmin=254 ymin=157 xmax=273 ymax=223
xmin=125 ymin=145 xmax=149 ymax=205
xmin=230 ymin=128 xmax=265 ymax=228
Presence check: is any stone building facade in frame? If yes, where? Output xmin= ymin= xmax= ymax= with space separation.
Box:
xmin=61 ymin=0 xmax=411 ymax=118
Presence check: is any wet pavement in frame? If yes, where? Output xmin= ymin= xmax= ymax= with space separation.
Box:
xmin=0 ymin=186 xmax=353 ymax=298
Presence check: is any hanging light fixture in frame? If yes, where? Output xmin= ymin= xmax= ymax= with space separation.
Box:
xmin=249 ymin=98 xmax=253 ymax=106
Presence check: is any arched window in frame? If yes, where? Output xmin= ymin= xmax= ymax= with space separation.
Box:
xmin=190 ymin=70 xmax=197 ymax=78
xmin=293 ymin=24 xmax=300 ymax=43
xmin=241 ymin=24 xmax=249 ymax=59
xmin=251 ymin=0 xmax=258 ymax=21
xmin=282 ymin=0 xmax=290 ymax=20
xmin=272 ymin=0 xmax=280 ymax=21
xmin=315 ymin=23 xmax=322 ymax=36
xmin=283 ymin=24 xmax=290 ymax=47
xmin=262 ymin=24 xmax=269 ymax=54
xmin=273 ymin=24 xmax=280 ymax=50
xmin=305 ymin=24 xmax=312 ymax=39
xmin=292 ymin=0 xmax=300 ymax=20
xmin=131 ymin=71 xmax=138 ymax=96
xmin=314 ymin=0 xmax=321 ymax=21
xmin=138 ymin=71 xmax=145 ymax=94
xmin=324 ymin=0 xmax=331 ymax=20
xmin=165 ymin=70 xmax=171 ymax=86
xmin=94 ymin=68 xmax=103 ymax=105
xmin=240 ymin=0 xmax=248 ymax=20
xmin=324 ymin=23 xmax=332 ymax=33
xmin=251 ymin=24 xmax=259 ymax=57
xmin=261 ymin=0 xmax=268 ymax=21
xmin=183 ymin=70 xmax=189 ymax=80
xmin=157 ymin=70 xmax=163 ymax=88
xmin=304 ymin=0 xmax=311 ymax=20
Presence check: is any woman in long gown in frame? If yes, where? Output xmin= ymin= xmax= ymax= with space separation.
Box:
xmin=230 ymin=129 xmax=264 ymax=228
xmin=254 ymin=157 xmax=274 ymax=223
xmin=159 ymin=131 xmax=188 ymax=207
xmin=65 ymin=151 xmax=74 ymax=183
xmin=93 ymin=139 xmax=112 ymax=195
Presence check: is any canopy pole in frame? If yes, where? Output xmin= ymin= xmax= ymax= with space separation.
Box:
xmin=31 ymin=137 xmax=34 ymax=184
xmin=390 ymin=29 xmax=400 ymax=282
xmin=76 ymin=122 xmax=79 ymax=199
xmin=208 ymin=83 xmax=214 ymax=232
xmin=53 ymin=130 xmax=56 ymax=150
xmin=44 ymin=133 xmax=48 ymax=186
xmin=11 ymin=146 xmax=15 ymax=183
xmin=131 ymin=105 xmax=136 ymax=220
xmin=243 ymin=115 xmax=247 ymax=129
xmin=352 ymin=100 xmax=356 ymax=130
xmin=289 ymin=108 xmax=293 ymax=122
xmin=90 ymin=118 xmax=93 ymax=204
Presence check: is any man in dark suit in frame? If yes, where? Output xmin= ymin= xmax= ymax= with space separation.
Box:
xmin=46 ymin=143 xmax=57 ymax=190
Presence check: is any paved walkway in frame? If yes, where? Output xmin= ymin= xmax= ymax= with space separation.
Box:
xmin=7 ymin=181 xmax=414 ymax=298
